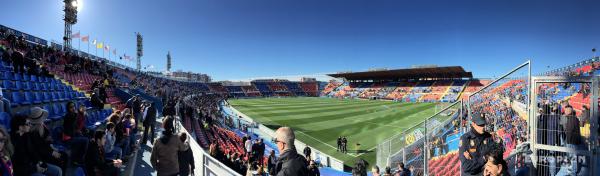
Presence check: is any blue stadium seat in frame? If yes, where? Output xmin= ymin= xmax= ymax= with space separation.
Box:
xmin=51 ymin=91 xmax=59 ymax=101
xmin=30 ymin=75 xmax=37 ymax=82
xmin=53 ymin=103 xmax=63 ymax=117
xmin=48 ymin=82 xmax=55 ymax=91
xmin=60 ymin=103 xmax=67 ymax=115
xmin=40 ymin=82 xmax=47 ymax=91
xmin=11 ymin=92 xmax=23 ymax=106
xmin=75 ymin=167 xmax=85 ymax=176
xmin=56 ymin=84 xmax=64 ymax=91
xmin=11 ymin=81 xmax=21 ymax=91
xmin=23 ymin=92 xmax=34 ymax=105
xmin=0 ymin=71 xmax=7 ymax=80
xmin=38 ymin=76 xmax=46 ymax=83
xmin=32 ymin=82 xmax=40 ymax=91
xmin=22 ymin=81 xmax=31 ymax=91
xmin=12 ymin=73 xmax=21 ymax=81
xmin=22 ymin=74 xmax=30 ymax=82
xmin=34 ymin=92 xmax=43 ymax=104
xmin=2 ymin=80 xmax=12 ymax=90
xmin=63 ymin=91 xmax=71 ymax=100
xmin=4 ymin=72 xmax=13 ymax=81
xmin=43 ymin=92 xmax=51 ymax=103
xmin=0 ymin=112 xmax=10 ymax=131
xmin=57 ymin=91 xmax=65 ymax=101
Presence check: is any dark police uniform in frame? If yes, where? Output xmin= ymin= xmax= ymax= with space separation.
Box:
xmin=459 ymin=128 xmax=494 ymax=176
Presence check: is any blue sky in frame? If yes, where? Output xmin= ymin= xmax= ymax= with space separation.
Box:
xmin=1 ymin=0 xmax=599 ymax=81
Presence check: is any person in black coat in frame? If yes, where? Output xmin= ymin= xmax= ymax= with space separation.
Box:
xmin=142 ymin=102 xmax=157 ymax=145
xmin=178 ymin=133 xmax=195 ymax=176
xmin=11 ymin=115 xmax=36 ymax=176
xmin=85 ymin=130 xmax=121 ymax=176
xmin=273 ymin=127 xmax=308 ymax=176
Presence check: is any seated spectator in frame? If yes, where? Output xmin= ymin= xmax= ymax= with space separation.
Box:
xmin=27 ymin=107 xmax=64 ymax=176
xmin=62 ymin=102 xmax=89 ymax=165
xmin=0 ymin=125 xmax=13 ymax=176
xmin=352 ymin=159 xmax=367 ymax=176
xmin=75 ymin=105 xmax=87 ymax=136
xmin=11 ymin=115 xmax=34 ymax=176
xmin=178 ymin=132 xmax=195 ymax=176
xmin=85 ymin=130 xmax=122 ymax=176
xmin=0 ymin=90 xmax=11 ymax=116
xmin=105 ymin=122 xmax=122 ymax=160
xmin=150 ymin=116 xmax=190 ymax=176
xmin=273 ymin=127 xmax=308 ymax=176
xmin=91 ymin=88 xmax=104 ymax=109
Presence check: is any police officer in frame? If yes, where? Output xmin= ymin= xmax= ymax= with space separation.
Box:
xmin=459 ymin=113 xmax=494 ymax=176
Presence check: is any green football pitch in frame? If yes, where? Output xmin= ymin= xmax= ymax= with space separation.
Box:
xmin=229 ymin=97 xmax=441 ymax=167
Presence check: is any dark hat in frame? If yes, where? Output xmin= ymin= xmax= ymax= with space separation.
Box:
xmin=472 ymin=112 xmax=486 ymax=126
xmin=27 ymin=107 xmax=48 ymax=124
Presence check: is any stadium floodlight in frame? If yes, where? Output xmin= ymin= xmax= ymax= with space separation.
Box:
xmin=63 ymin=0 xmax=78 ymax=51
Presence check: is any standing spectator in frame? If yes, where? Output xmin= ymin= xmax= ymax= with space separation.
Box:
xmin=337 ymin=136 xmax=342 ymax=152
xmin=273 ymin=127 xmax=308 ymax=176
xmin=394 ymin=162 xmax=410 ymax=176
xmin=91 ymin=88 xmax=104 ymax=109
xmin=562 ymin=105 xmax=583 ymax=174
xmin=245 ymin=137 xmax=253 ymax=160
xmin=11 ymin=50 xmax=24 ymax=73
xmin=178 ymin=132 xmax=195 ymax=176
xmin=150 ymin=116 xmax=190 ymax=176
xmin=0 ymin=89 xmax=11 ymax=116
xmin=259 ymin=138 xmax=266 ymax=164
xmin=307 ymin=160 xmax=320 ymax=176
xmin=62 ymin=102 xmax=89 ymax=165
xmin=85 ymin=130 xmax=121 ymax=176
xmin=383 ymin=166 xmax=392 ymax=176
xmin=267 ymin=150 xmax=277 ymax=176
xmin=342 ymin=137 xmax=348 ymax=153
xmin=303 ymin=146 xmax=312 ymax=159
xmin=142 ymin=102 xmax=157 ymax=145
xmin=459 ymin=113 xmax=494 ymax=176
xmin=0 ymin=125 xmax=13 ymax=176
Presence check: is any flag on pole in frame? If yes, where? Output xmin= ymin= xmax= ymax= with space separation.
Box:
xmin=97 ymin=42 xmax=103 ymax=49
xmin=92 ymin=39 xmax=97 ymax=45
xmin=81 ymin=35 xmax=89 ymax=42
xmin=105 ymin=45 xmax=110 ymax=51
xmin=113 ymin=48 xmax=117 ymax=55
xmin=71 ymin=31 xmax=80 ymax=38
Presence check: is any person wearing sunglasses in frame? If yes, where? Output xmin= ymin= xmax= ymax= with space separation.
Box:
xmin=459 ymin=113 xmax=494 ymax=176
xmin=273 ymin=127 xmax=308 ymax=176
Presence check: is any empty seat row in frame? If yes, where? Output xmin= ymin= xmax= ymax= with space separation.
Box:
xmin=6 ymin=90 xmax=86 ymax=106
xmin=2 ymin=80 xmax=71 ymax=91
xmin=0 ymin=71 xmax=57 ymax=83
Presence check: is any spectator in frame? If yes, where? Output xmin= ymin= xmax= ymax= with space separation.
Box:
xmin=307 ymin=160 xmax=320 ymax=176
xmin=259 ymin=138 xmax=265 ymax=164
xmin=245 ymin=137 xmax=253 ymax=159
xmin=27 ymin=107 xmax=63 ymax=176
xmin=11 ymin=115 xmax=35 ymax=176
xmin=142 ymin=102 xmax=157 ymax=145
xmin=85 ymin=130 xmax=121 ymax=176
xmin=483 ymin=144 xmax=509 ymax=176
xmin=178 ymin=132 xmax=195 ymax=176
xmin=62 ymin=102 xmax=89 ymax=165
xmin=267 ymin=150 xmax=277 ymax=175
xmin=150 ymin=116 xmax=190 ymax=176
xmin=562 ymin=105 xmax=583 ymax=174
xmin=371 ymin=166 xmax=381 ymax=176
xmin=394 ymin=162 xmax=410 ymax=176
xmin=75 ymin=105 xmax=87 ymax=136
xmin=273 ymin=127 xmax=308 ymax=176
xmin=105 ymin=122 xmax=122 ymax=160
xmin=11 ymin=50 xmax=24 ymax=73
xmin=304 ymin=146 xmax=312 ymax=159
xmin=0 ymin=90 xmax=11 ymax=116
xmin=91 ymin=88 xmax=104 ymax=109
xmin=384 ymin=166 xmax=392 ymax=176
xmin=459 ymin=113 xmax=494 ymax=176
xmin=0 ymin=125 xmax=13 ymax=176
xmin=352 ymin=158 xmax=367 ymax=176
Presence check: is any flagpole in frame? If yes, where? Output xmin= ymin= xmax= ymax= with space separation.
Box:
xmin=78 ymin=31 xmax=81 ymax=51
